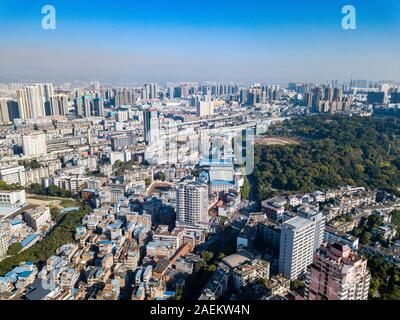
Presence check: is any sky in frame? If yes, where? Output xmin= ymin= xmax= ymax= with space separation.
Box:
xmin=0 ymin=0 xmax=399 ymax=84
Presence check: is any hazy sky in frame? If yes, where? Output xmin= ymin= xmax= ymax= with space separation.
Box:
xmin=0 ymin=0 xmax=400 ymax=84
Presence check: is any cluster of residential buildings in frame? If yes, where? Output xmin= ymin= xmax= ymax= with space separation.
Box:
xmin=292 ymin=80 xmax=400 ymax=116
xmin=0 ymin=189 xmax=55 ymax=262
xmin=225 ymin=186 xmax=400 ymax=300
xmin=0 ymin=80 xmax=399 ymax=300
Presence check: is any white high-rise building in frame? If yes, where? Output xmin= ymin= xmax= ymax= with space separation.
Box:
xmin=298 ymin=204 xmax=325 ymax=251
xmin=144 ymin=83 xmax=158 ymax=100
xmin=43 ymin=83 xmax=54 ymax=102
xmin=0 ymin=165 xmax=27 ymax=186
xmin=279 ymin=216 xmax=316 ymax=280
xmin=0 ymin=98 xmax=11 ymax=124
xmin=143 ymin=108 xmax=160 ymax=145
xmin=176 ymin=181 xmax=209 ymax=226
xmin=22 ymin=133 xmax=47 ymax=157
xmin=17 ymin=88 xmax=31 ymax=119
xmin=196 ymin=100 xmax=214 ymax=117
xmin=28 ymin=85 xmax=45 ymax=119
xmin=49 ymin=95 xmax=68 ymax=116
xmin=0 ymin=230 xmax=9 ymax=261
xmin=93 ymin=81 xmax=101 ymax=94
xmin=116 ymin=110 xmax=128 ymax=122
xmin=17 ymin=84 xmax=46 ymax=119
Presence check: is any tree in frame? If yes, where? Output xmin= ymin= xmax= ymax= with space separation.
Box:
xmin=353 ymin=227 xmax=363 ymax=237
xmin=7 ymin=243 xmax=22 ymax=256
xmin=391 ymin=211 xmax=400 ymax=239
xmin=200 ymin=251 xmax=214 ymax=262
xmin=368 ymin=214 xmax=384 ymax=229
xmin=191 ymin=169 xmax=200 ymax=177
xmin=145 ymin=177 xmax=152 ymax=187
xmin=360 ymin=231 xmax=372 ymax=245
xmin=154 ymin=172 xmax=166 ymax=181
xmin=367 ymin=256 xmax=400 ymax=300
xmin=290 ymin=279 xmax=305 ymax=294
xmin=194 ymin=260 xmax=206 ymax=273
xmin=113 ymin=160 xmax=137 ymax=176
xmin=175 ymin=287 xmax=183 ymax=300
xmin=19 ymin=160 xmax=41 ymax=169
xmin=28 ymin=183 xmax=42 ymax=195
xmin=207 ymin=264 xmax=217 ymax=272
xmin=254 ymin=115 xmax=400 ymax=200
xmin=0 ymin=180 xmax=21 ymax=191
xmin=50 ymin=207 xmax=63 ymax=223
xmin=241 ymin=176 xmax=251 ymax=199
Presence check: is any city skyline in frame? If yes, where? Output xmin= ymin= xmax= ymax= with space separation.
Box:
xmin=1 ymin=0 xmax=400 ymax=83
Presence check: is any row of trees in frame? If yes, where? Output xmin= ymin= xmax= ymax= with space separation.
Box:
xmin=0 ymin=180 xmax=21 ymax=191
xmin=0 ymin=180 xmax=76 ymax=199
xmin=27 ymin=184 xmax=75 ymax=198
xmin=254 ymin=115 xmax=400 ymax=200
xmin=18 ymin=160 xmax=41 ymax=170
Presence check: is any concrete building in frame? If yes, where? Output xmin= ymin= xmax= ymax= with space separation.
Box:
xmin=197 ymin=100 xmax=214 ymax=117
xmin=52 ymin=175 xmax=90 ymax=193
xmin=176 ymin=181 xmax=209 ymax=226
xmin=22 ymin=133 xmax=47 ymax=157
xmin=0 ymin=190 xmax=27 ymax=207
xmin=198 ymin=265 xmax=230 ymax=300
xmin=23 ymin=206 xmax=51 ymax=230
xmin=324 ymin=226 xmax=359 ymax=251
xmin=0 ymin=165 xmax=27 ymax=186
xmin=0 ymin=98 xmax=11 ymax=124
xmin=0 ymin=231 xmax=9 ymax=261
xmin=232 ymin=259 xmax=270 ymax=291
xmin=305 ymin=243 xmax=371 ymax=300
xmin=17 ymin=85 xmax=46 ymax=119
xmin=143 ymin=108 xmax=160 ymax=145
xmin=278 ymin=216 xmax=316 ymax=280
xmin=298 ymin=204 xmax=325 ymax=250
xmin=49 ymin=95 xmax=69 ymax=116
xmin=125 ymin=250 xmax=139 ymax=271
xmin=144 ymin=83 xmax=158 ymax=100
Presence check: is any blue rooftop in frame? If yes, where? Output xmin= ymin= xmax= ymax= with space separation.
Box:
xmin=21 ymin=234 xmax=39 ymax=247
xmin=199 ymin=159 xmax=232 ymax=167
xmin=210 ymin=180 xmax=235 ymax=186
xmin=10 ymin=218 xmax=24 ymax=226
xmin=5 ymin=271 xmax=17 ymax=279
xmin=18 ymin=270 xmax=33 ymax=278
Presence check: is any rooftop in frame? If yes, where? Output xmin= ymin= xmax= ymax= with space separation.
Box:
xmin=284 ymin=216 xmax=314 ymax=230
xmin=221 ymin=251 xmax=253 ymax=269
